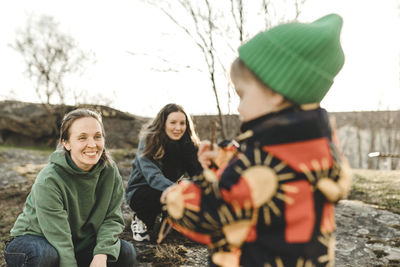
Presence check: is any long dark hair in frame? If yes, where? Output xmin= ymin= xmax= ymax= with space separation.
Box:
xmin=141 ymin=103 xmax=199 ymax=159
xmin=56 ymin=108 xmax=112 ymax=165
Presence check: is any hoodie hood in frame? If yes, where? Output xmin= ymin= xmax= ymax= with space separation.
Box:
xmin=50 ymin=150 xmax=106 ymax=178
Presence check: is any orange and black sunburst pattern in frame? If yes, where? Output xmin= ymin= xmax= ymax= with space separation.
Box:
xmin=164 ymin=108 xmax=351 ymax=267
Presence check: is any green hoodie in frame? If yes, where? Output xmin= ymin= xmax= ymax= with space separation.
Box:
xmin=10 ymin=151 xmax=125 ymax=267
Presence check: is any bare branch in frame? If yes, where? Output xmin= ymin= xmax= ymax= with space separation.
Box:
xmin=230 ymin=0 xmax=244 ymax=42
xmin=12 ymin=14 xmax=94 ymax=105
xmin=126 ymin=51 xmax=203 ymax=72
xmin=294 ymin=0 xmax=307 ymax=20
xmin=157 ymin=5 xmax=208 ymax=58
xmin=262 ymin=0 xmax=273 ymax=29
xmin=140 ymin=0 xmax=308 ymax=137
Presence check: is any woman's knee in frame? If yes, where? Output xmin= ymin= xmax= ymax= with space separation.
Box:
xmin=131 ymin=187 xmax=162 ymax=210
xmin=117 ymin=239 xmax=136 ymax=266
xmin=4 ymin=235 xmax=59 ymax=267
xmin=4 ymin=245 xmax=27 ymax=267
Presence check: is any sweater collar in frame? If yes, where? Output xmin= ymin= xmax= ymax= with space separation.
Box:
xmin=240 ymin=106 xmax=297 ymax=133
xmin=237 ymin=107 xmax=332 ymax=146
xmin=50 ymin=150 xmax=105 ymax=177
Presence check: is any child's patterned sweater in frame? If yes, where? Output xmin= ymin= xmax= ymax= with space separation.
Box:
xmin=164 ymin=107 xmax=351 ymax=267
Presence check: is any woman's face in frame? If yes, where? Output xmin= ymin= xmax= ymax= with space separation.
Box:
xmin=165 ymin=111 xmax=187 ymax=140
xmin=62 ymin=117 xmax=104 ymax=171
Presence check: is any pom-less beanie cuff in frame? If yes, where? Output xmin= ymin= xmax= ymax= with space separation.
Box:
xmin=238 ymin=14 xmax=345 ymax=105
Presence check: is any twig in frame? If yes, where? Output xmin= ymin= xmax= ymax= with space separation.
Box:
xmin=157 ymin=218 xmax=172 ymax=244
xmin=210 ymin=120 xmax=216 ymax=150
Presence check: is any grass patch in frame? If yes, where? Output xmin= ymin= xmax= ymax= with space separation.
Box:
xmin=0 ymin=144 xmax=53 ymax=154
xmin=109 ymin=148 xmax=136 ymax=162
xmin=136 ymin=244 xmax=187 ymax=267
xmin=388 ymin=260 xmax=400 ymax=267
xmin=349 ymin=169 xmax=400 ymax=214
xmin=154 ymin=244 xmax=187 ymax=266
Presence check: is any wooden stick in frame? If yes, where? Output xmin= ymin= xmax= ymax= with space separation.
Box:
xmin=210 ymin=120 xmax=216 ymax=150
xmin=157 ymin=218 xmax=172 ymax=244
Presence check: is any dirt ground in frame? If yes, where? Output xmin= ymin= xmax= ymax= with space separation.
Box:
xmin=0 ymin=147 xmax=209 ymax=267
xmin=0 ymin=147 xmax=399 ymax=266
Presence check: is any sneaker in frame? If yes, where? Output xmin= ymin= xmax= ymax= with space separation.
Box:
xmin=131 ymin=213 xmax=151 ymax=241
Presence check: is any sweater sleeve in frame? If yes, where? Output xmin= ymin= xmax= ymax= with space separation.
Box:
xmin=136 ymin=139 xmax=174 ymax=191
xmin=164 ymin=145 xmax=246 ymax=246
xmin=182 ymin=142 xmax=203 ymax=177
xmin=94 ymin=166 xmax=125 ymax=261
xmin=33 ymin=182 xmax=78 ymax=267
xmin=164 ymin=168 xmax=252 ymax=254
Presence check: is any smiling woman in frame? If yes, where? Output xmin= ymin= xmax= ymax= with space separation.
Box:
xmin=61 ymin=116 xmax=105 ymax=171
xmin=125 ymin=103 xmax=203 ymax=242
xmin=164 ymin=111 xmax=187 ymax=140
xmin=4 ymin=108 xmax=137 ymax=267
xmin=58 ymin=109 xmax=111 ymax=170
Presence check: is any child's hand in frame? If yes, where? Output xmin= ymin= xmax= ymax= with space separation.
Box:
xmin=198 ymin=140 xmax=218 ymax=169
xmin=160 ymin=185 xmax=175 ymax=204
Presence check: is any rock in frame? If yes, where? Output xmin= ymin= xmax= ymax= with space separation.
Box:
xmin=335 ymin=200 xmax=400 ymax=266
xmin=13 ymin=163 xmax=47 ymax=181
xmin=0 ymin=100 xmax=149 ymax=148
xmin=0 ymin=100 xmax=241 ymax=149
xmin=192 ymin=114 xmax=240 ymax=142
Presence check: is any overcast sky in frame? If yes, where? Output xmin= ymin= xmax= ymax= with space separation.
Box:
xmin=0 ymin=0 xmax=399 ymax=117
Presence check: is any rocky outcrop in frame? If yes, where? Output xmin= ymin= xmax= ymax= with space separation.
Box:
xmin=0 ymin=100 xmax=242 ymax=148
xmin=191 ymin=114 xmax=241 ymax=141
xmin=0 ymin=100 xmax=149 ymax=149
xmin=2 ymin=100 xmax=400 ymax=171
xmin=335 ymin=200 xmax=400 ymax=266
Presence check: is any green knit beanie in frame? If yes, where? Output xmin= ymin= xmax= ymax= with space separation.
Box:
xmin=238 ymin=14 xmax=345 ymax=105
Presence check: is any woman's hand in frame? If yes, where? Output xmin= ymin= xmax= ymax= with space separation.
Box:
xmin=90 ymin=254 xmax=107 ymax=267
xmin=197 ymin=140 xmax=219 ymax=169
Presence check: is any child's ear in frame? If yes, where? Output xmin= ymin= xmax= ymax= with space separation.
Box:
xmin=271 ymin=92 xmax=293 ymax=111
xmin=270 ymin=91 xmax=285 ymax=105
xmin=276 ymin=93 xmax=285 ymax=105
xmin=62 ymin=139 xmax=71 ymax=151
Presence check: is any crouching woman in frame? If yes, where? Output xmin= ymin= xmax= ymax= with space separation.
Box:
xmin=125 ymin=103 xmax=202 ymax=242
xmin=4 ymin=108 xmax=136 ymax=267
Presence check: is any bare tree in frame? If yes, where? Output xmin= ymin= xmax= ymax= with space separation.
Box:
xmin=260 ymin=0 xmax=307 ymax=29
xmin=12 ymin=14 xmax=94 ymax=105
xmin=367 ymin=115 xmax=377 ymax=169
xmin=137 ymin=0 xmax=307 ymax=139
xmin=141 ymin=0 xmax=229 ymax=138
xmin=230 ymin=0 xmax=244 ymax=42
xmin=381 ymin=110 xmax=400 ymax=170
